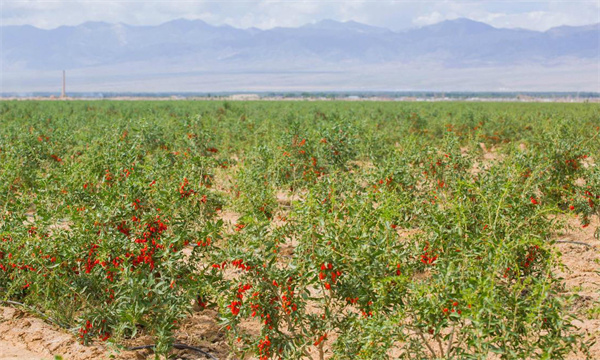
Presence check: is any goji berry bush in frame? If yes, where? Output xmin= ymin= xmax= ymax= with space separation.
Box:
xmin=0 ymin=100 xmax=598 ymax=359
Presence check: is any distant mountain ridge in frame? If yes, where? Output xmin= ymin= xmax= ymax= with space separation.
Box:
xmin=3 ymin=18 xmax=598 ymax=71
xmin=2 ymin=18 xmax=598 ymax=92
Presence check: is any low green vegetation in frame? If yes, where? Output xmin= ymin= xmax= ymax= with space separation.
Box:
xmin=0 ymin=100 xmax=598 ymax=359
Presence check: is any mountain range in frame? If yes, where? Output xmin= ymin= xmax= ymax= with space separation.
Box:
xmin=2 ymin=18 xmax=598 ymax=92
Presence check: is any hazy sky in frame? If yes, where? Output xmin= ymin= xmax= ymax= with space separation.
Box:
xmin=1 ymin=0 xmax=599 ymax=31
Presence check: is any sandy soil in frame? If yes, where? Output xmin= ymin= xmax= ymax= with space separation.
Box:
xmin=0 ymin=339 xmax=48 ymax=360
xmin=558 ymin=216 xmax=600 ymax=360
xmin=0 ymin=307 xmax=107 ymax=360
xmin=0 ymin=305 xmax=227 ymax=360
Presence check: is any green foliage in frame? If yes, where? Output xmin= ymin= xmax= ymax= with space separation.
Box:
xmin=0 ymin=100 xmax=598 ymax=359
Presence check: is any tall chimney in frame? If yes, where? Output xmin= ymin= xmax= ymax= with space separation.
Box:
xmin=61 ymin=70 xmax=66 ymax=98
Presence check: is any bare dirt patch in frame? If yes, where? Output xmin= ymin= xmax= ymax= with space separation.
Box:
xmin=0 ymin=306 xmax=109 ymax=360
xmin=0 ymin=305 xmax=228 ymax=360
xmin=555 ymin=216 xmax=600 ymax=359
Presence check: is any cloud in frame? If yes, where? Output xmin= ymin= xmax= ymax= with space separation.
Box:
xmin=1 ymin=0 xmax=598 ymax=31
xmin=408 ymin=1 xmax=600 ymax=31
xmin=413 ymin=11 xmax=452 ymax=27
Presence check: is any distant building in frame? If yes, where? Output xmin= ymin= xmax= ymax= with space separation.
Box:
xmin=229 ymin=94 xmax=260 ymax=100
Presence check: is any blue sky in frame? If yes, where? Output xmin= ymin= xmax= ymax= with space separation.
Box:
xmin=2 ymin=0 xmax=599 ymax=31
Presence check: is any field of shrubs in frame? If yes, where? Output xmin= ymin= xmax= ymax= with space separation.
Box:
xmin=0 ymin=100 xmax=599 ymax=359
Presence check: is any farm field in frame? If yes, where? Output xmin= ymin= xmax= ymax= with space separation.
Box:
xmin=0 ymin=100 xmax=599 ymax=360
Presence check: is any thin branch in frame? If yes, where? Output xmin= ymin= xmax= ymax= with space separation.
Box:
xmin=436 ymin=335 xmax=445 ymax=358
xmin=554 ymin=240 xmax=592 ymax=247
xmin=446 ymin=325 xmax=456 ymax=358
xmin=417 ymin=329 xmax=437 ymax=359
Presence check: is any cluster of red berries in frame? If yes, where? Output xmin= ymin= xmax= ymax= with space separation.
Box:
xmin=280 ymin=285 xmax=298 ymax=315
xmin=228 ymin=301 xmax=241 ymax=316
xmin=314 ymin=333 xmax=327 ymax=346
xmin=84 ymin=243 xmax=100 ymax=274
xmin=421 ymin=244 xmax=438 ymax=265
xmin=179 ymin=177 xmax=195 ymax=198
xmin=196 ymin=237 xmax=211 ymax=247
xmin=523 ymin=245 xmax=540 ymax=269
xmin=442 ymin=301 xmax=461 ymax=315
xmin=319 ymin=262 xmax=341 ymax=290
xmin=257 ymin=335 xmax=272 ymax=360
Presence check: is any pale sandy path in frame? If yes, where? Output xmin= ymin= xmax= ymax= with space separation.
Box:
xmin=0 ymin=339 xmax=50 ymax=360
